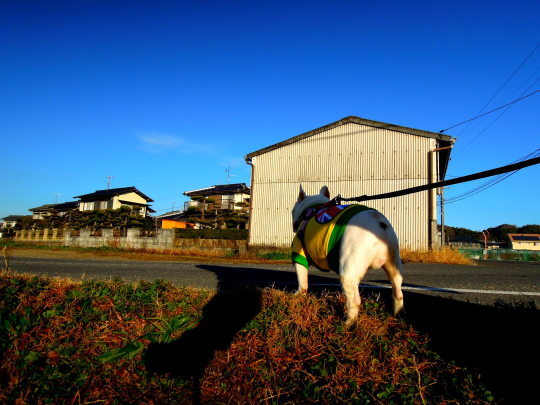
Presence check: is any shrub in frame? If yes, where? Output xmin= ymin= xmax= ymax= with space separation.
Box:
xmin=175 ymin=228 xmax=248 ymax=240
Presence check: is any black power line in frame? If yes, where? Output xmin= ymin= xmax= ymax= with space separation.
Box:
xmin=441 ymin=148 xmax=540 ymax=205
xmin=471 ymin=42 xmax=540 ymax=123
xmin=439 ymin=89 xmax=539 ymax=134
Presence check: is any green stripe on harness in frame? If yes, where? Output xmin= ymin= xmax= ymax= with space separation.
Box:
xmin=327 ymin=205 xmax=374 ymax=271
xmin=291 ymin=251 xmax=309 ymax=269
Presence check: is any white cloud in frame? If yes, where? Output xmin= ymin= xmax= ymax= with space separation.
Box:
xmin=140 ymin=134 xmax=185 ymax=148
xmin=137 ymin=133 xmax=216 ymax=155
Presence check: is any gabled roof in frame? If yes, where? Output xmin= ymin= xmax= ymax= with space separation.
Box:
xmin=2 ymin=215 xmax=25 ymax=222
xmin=156 ymin=210 xmax=184 ymax=219
xmin=29 ymin=201 xmax=79 ymax=213
xmin=508 ymin=233 xmax=540 ymax=242
xmin=117 ymin=200 xmax=156 ymax=213
xmin=74 ymin=187 xmax=154 ymax=202
xmin=183 ymin=183 xmax=250 ymax=197
xmin=244 ymin=116 xmax=454 ymax=179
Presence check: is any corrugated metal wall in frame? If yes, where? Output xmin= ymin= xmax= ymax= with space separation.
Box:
xmin=248 ymin=122 xmax=437 ymax=250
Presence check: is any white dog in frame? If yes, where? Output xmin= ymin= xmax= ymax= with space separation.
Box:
xmin=291 ymin=185 xmax=404 ymax=324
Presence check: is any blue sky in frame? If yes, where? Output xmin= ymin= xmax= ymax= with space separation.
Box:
xmin=1 ymin=0 xmax=538 ymax=231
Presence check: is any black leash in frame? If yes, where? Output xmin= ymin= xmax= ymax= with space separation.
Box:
xmin=333 ymin=156 xmax=540 ymax=204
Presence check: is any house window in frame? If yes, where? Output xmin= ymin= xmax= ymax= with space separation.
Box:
xmin=222 ymin=195 xmax=233 ymax=210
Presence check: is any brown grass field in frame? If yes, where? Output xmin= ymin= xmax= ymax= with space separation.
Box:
xmin=8 ymin=242 xmax=474 ymax=265
xmin=0 ymin=272 xmax=500 ymax=404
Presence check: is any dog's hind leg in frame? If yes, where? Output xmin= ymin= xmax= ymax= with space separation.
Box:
xmin=294 ymin=263 xmax=309 ymax=293
xmin=382 ymin=259 xmax=404 ymax=315
xmin=340 ymin=273 xmax=361 ymax=325
xmin=340 ymin=244 xmax=371 ymax=325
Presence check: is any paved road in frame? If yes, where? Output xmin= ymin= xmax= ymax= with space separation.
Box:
xmin=9 ymin=255 xmax=540 ymax=306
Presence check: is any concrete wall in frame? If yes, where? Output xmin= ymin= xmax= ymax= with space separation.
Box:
xmin=15 ymin=228 xmax=247 ymax=253
xmin=63 ymin=228 xmax=175 ymax=249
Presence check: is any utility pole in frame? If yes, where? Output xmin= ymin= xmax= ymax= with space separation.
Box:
xmin=54 ymin=193 xmax=60 ymax=204
xmin=440 ymin=188 xmax=445 ymax=247
xmin=482 ymin=230 xmax=490 ymax=260
xmin=107 ymin=176 xmax=114 ymax=190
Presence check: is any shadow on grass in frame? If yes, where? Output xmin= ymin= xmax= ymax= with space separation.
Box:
xmin=360 ymin=286 xmax=538 ymax=404
xmin=145 ymin=265 xmax=538 ymax=404
xmin=145 ymin=288 xmax=262 ymax=404
xmin=144 ymin=265 xmax=340 ymax=403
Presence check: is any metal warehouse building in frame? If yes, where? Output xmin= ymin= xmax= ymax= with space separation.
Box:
xmin=244 ymin=116 xmax=453 ymax=250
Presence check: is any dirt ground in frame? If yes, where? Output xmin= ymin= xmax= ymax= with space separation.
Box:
xmin=9 ymin=247 xmax=289 ymax=265
xmin=11 ymin=248 xmax=143 ymax=261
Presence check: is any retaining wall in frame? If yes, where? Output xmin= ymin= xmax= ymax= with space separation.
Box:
xmin=15 ymin=228 xmax=247 ymax=253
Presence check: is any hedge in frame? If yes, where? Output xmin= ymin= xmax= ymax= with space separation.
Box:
xmin=174 ymin=229 xmax=248 ymax=240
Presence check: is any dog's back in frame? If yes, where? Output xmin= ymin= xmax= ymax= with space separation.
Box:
xmin=292 ymin=185 xmax=404 ymax=323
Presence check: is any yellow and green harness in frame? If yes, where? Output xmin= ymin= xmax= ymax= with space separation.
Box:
xmin=292 ymin=203 xmax=373 ymax=272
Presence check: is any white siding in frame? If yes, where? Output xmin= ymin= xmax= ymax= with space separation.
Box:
xmin=249 ymin=122 xmax=438 ymax=249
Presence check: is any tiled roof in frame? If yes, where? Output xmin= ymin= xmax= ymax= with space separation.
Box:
xmin=183 ymin=183 xmax=250 ymax=197
xmin=74 ymin=187 xmax=154 ymax=202
xmin=2 ymin=215 xmax=26 ymax=221
xmin=29 ymin=201 xmax=79 ymax=212
xmin=156 ymin=210 xmax=184 ymax=219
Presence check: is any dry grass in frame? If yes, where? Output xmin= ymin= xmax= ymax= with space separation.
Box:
xmin=0 ymin=274 xmax=494 ymax=404
xmin=9 ymin=241 xmax=475 ymax=265
xmin=400 ymin=247 xmax=475 ymax=265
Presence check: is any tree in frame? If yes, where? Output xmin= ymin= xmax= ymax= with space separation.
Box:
xmin=19 ymin=207 xmax=155 ymax=230
xmin=519 ymin=224 xmax=540 ymax=234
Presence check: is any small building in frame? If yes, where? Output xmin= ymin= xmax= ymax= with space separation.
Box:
xmin=448 ymin=235 xmax=483 ymax=249
xmin=1 ymin=215 xmax=25 ymax=229
xmin=245 ymin=116 xmax=453 ymax=249
xmin=74 ymin=187 xmax=155 ymax=217
xmin=183 ymin=183 xmax=250 ymax=212
xmin=156 ymin=210 xmax=193 ymax=229
xmin=508 ymin=234 xmax=540 ymax=251
xmin=29 ymin=201 xmax=79 ymax=219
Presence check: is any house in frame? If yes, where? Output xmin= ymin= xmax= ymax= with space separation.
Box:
xmin=244 ymin=116 xmax=454 ymax=249
xmin=183 ymin=183 xmax=250 ymax=212
xmin=508 ymin=234 xmax=540 ymax=251
xmin=29 ymin=201 xmax=79 ymax=219
xmin=74 ymin=187 xmax=155 ymax=217
xmin=1 ymin=215 xmax=25 ymax=229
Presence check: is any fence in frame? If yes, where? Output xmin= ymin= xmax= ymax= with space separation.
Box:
xmin=14 ymin=228 xmax=246 ymax=253
xmin=459 ymin=248 xmax=540 ymax=262
xmin=15 ymin=229 xmax=64 ymax=245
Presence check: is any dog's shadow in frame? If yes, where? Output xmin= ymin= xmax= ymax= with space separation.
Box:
xmin=145 ymin=288 xmax=262 ymax=379
xmin=144 ymin=265 xmax=339 ymax=402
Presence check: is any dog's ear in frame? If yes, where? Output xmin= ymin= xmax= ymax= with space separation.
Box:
xmin=297 ymin=184 xmax=306 ymax=202
xmin=320 ymin=186 xmax=330 ymax=199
